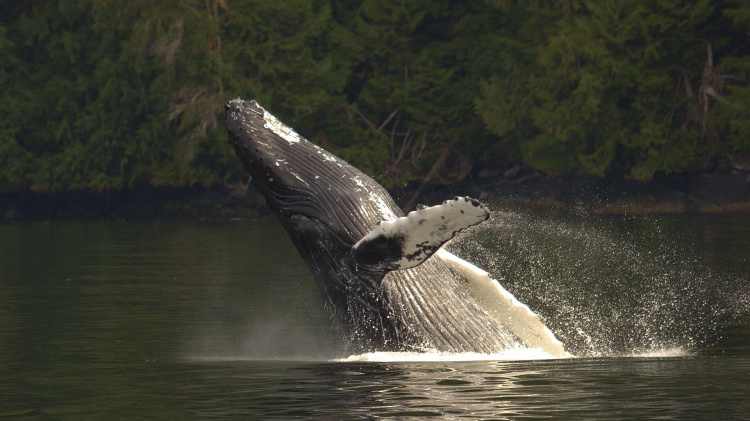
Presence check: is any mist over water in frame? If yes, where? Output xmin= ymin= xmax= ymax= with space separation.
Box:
xmin=448 ymin=209 xmax=750 ymax=358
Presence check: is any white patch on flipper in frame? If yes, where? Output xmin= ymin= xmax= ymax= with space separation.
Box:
xmin=353 ymin=197 xmax=488 ymax=270
xmin=436 ymin=249 xmax=570 ymax=357
xmin=262 ymin=109 xmax=302 ymax=144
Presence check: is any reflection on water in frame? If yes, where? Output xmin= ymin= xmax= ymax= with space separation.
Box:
xmin=162 ymin=357 xmax=750 ymax=419
xmin=0 ymin=215 xmax=748 ymax=418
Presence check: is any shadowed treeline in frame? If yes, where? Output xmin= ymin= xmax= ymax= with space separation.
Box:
xmin=1 ymin=1 xmax=749 ymax=193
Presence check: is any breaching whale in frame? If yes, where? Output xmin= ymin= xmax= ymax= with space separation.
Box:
xmin=225 ymin=98 xmax=567 ymax=356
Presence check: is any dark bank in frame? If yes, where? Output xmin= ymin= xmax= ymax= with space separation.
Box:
xmin=2 ymin=168 xmax=749 ymax=220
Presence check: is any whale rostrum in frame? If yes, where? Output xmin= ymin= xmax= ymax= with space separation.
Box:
xmin=225 ymin=98 xmax=568 ymax=356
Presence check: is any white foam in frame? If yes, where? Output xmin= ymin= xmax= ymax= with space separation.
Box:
xmin=626 ymin=347 xmax=690 ymax=358
xmin=337 ymin=346 xmax=567 ymax=363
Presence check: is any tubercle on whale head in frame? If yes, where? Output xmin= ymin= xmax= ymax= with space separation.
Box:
xmin=224 ymin=98 xmax=257 ymax=142
xmin=224 ymin=98 xmax=264 ymax=170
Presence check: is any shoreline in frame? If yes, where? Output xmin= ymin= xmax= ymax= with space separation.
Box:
xmin=1 ymin=171 xmax=749 ymax=221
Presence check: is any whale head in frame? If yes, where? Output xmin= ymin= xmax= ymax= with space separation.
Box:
xmin=225 ymin=99 xmax=401 ymax=241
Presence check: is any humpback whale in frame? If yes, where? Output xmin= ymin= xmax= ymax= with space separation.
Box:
xmin=225 ymin=98 xmax=567 ymax=356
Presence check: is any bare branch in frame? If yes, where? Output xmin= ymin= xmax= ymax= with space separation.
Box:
xmin=347 ymin=105 xmax=379 ymax=133
xmin=378 ymin=109 xmax=399 ymax=132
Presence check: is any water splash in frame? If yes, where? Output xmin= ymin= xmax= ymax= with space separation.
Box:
xmin=338 ymin=346 xmax=561 ymax=363
xmin=449 ymin=210 xmax=749 ymax=357
xmin=628 ymin=347 xmax=691 ymax=358
xmin=337 ymin=346 xmax=690 ymax=363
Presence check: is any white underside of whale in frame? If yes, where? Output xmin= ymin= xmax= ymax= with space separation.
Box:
xmin=436 ymin=249 xmax=570 ymax=357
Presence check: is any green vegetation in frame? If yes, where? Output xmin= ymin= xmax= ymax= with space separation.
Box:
xmin=1 ymin=0 xmax=749 ymax=191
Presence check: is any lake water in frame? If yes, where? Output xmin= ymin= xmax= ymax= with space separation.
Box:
xmin=0 ymin=212 xmax=748 ymax=419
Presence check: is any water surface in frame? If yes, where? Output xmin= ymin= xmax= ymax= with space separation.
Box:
xmin=0 ymin=214 xmax=748 ymax=419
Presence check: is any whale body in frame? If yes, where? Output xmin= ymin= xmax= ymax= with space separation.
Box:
xmin=225 ymin=98 xmax=567 ymax=356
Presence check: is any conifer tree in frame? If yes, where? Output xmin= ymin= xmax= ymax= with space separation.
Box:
xmin=477 ymin=0 xmax=718 ymax=180
xmin=0 ymin=23 xmax=30 ymax=190
xmin=715 ymin=2 xmax=750 ymax=162
xmin=1 ymin=0 xmax=749 ymax=191
xmin=333 ymin=0 xmax=482 ymax=188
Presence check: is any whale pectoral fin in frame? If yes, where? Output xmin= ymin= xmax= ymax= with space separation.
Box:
xmin=352 ymin=196 xmax=490 ymax=271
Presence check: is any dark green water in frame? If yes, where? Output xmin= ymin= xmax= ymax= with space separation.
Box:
xmin=0 ymin=214 xmax=748 ymax=419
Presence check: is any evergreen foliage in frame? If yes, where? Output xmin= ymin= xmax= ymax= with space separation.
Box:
xmin=1 ymin=0 xmax=749 ymax=191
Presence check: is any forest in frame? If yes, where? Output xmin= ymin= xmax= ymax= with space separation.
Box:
xmin=1 ymin=0 xmax=749 ymax=193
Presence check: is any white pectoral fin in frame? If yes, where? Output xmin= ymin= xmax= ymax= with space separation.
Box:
xmin=352 ymin=197 xmax=490 ymax=271
xmin=436 ymin=249 xmax=570 ymax=357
